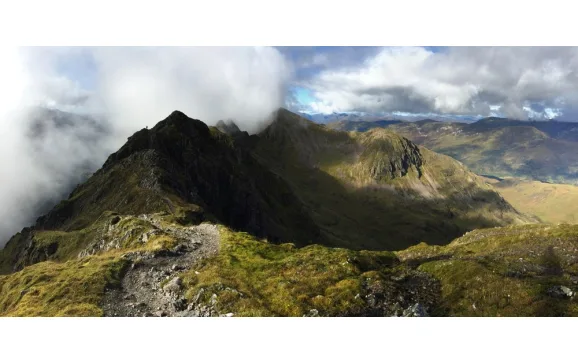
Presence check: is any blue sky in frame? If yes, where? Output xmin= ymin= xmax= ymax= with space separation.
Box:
xmin=290 ymin=86 xmax=315 ymax=105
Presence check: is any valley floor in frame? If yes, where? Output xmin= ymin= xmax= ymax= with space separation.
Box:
xmin=483 ymin=177 xmax=578 ymax=224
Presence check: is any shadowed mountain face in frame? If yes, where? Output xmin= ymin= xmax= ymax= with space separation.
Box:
xmin=0 ymin=111 xmax=321 ymax=273
xmin=0 ymin=109 xmax=532 ymax=274
xmin=251 ymin=109 xmax=532 ymax=251
xmin=37 ymin=111 xmax=321 ymax=242
xmin=329 ymin=117 xmax=578 ymax=184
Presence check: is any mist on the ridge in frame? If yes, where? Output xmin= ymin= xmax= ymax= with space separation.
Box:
xmin=91 ymin=47 xmax=292 ymax=142
xmin=0 ymin=46 xmax=292 ymax=246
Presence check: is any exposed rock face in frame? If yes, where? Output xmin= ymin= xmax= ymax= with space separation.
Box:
xmin=10 ymin=229 xmax=49 ymax=272
xmin=99 ymin=111 xmax=320 ymax=246
xmin=215 ymin=119 xmax=243 ymax=137
xmin=359 ymin=130 xmax=424 ymax=180
xmin=402 ymin=303 xmax=429 ymax=317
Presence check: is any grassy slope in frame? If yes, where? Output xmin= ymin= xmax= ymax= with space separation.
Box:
xmin=0 ymin=254 xmax=128 ymax=316
xmin=485 ymin=177 xmax=578 ymax=224
xmin=1 ymin=213 xmax=577 ymax=316
xmin=0 ymin=211 xmax=186 ymax=316
xmin=397 ymin=224 xmax=578 ymax=316
xmin=181 ymin=227 xmax=400 ymax=317
xmin=0 ymin=214 xmax=422 ymax=317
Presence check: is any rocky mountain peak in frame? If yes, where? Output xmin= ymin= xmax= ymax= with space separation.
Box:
xmin=215 ymin=119 xmax=242 ymax=136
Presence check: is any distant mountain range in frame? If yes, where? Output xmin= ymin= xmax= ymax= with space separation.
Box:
xmin=296 ymin=111 xmax=480 ymax=124
xmin=328 ymin=116 xmax=578 ymax=184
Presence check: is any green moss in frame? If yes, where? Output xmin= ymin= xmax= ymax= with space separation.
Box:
xmin=0 ymin=253 xmax=128 ymax=317
xmin=419 ymin=258 xmax=576 ymax=316
xmin=402 ymin=223 xmax=578 ymax=316
xmin=182 ymin=227 xmax=398 ymax=317
xmin=33 ymin=228 xmax=95 ymax=261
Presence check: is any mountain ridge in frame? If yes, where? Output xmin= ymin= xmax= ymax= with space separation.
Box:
xmin=1 ymin=108 xmax=532 ymax=274
xmin=1 ymin=108 xmax=576 ymax=318
xmin=329 ymin=117 xmax=578 ymax=184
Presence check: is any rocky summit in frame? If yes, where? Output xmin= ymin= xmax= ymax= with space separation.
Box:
xmin=0 ymin=109 xmax=576 ymax=317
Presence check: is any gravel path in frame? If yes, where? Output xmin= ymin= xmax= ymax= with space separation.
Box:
xmin=101 ymin=218 xmax=219 ymax=317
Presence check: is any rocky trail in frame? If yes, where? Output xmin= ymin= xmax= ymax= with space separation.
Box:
xmin=102 ymin=217 xmax=220 ymax=317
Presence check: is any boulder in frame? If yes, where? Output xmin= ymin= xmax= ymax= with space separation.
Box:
xmin=547 ymin=285 xmax=574 ymax=298
xmin=163 ymin=277 xmax=183 ymax=293
xmin=402 ymin=303 xmax=429 ymax=317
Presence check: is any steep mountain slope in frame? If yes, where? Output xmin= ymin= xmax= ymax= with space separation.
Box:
xmin=0 ymin=111 xmax=321 ymax=274
xmin=330 ymin=118 xmax=578 ymax=184
xmin=1 ymin=109 xmax=530 ymax=273
xmin=0 ymin=109 xmax=572 ymax=317
xmin=251 ymin=109 xmax=532 ymax=250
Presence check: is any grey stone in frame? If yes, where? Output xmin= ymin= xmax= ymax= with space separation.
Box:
xmin=192 ymin=288 xmax=205 ymax=304
xmin=172 ymin=298 xmax=187 ymax=311
xmin=402 ymin=303 xmax=429 ymax=317
xmin=163 ymin=277 xmax=183 ymax=293
xmin=561 ymin=286 xmax=574 ymax=297
xmin=547 ymin=286 xmax=574 ymax=298
xmin=303 ymin=309 xmax=319 ymax=317
xmin=210 ymin=293 xmax=218 ymax=306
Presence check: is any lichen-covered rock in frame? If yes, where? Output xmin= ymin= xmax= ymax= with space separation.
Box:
xmin=163 ymin=277 xmax=183 ymax=294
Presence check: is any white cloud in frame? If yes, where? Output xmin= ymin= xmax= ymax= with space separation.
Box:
xmin=304 ymin=46 xmax=578 ymax=120
xmin=0 ymin=46 xmax=291 ymax=246
xmin=91 ymin=46 xmax=291 ymax=139
xmin=0 ymin=48 xmax=112 ymax=245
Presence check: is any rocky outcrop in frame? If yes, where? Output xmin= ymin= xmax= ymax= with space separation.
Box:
xmin=361 ymin=131 xmax=424 ymax=180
